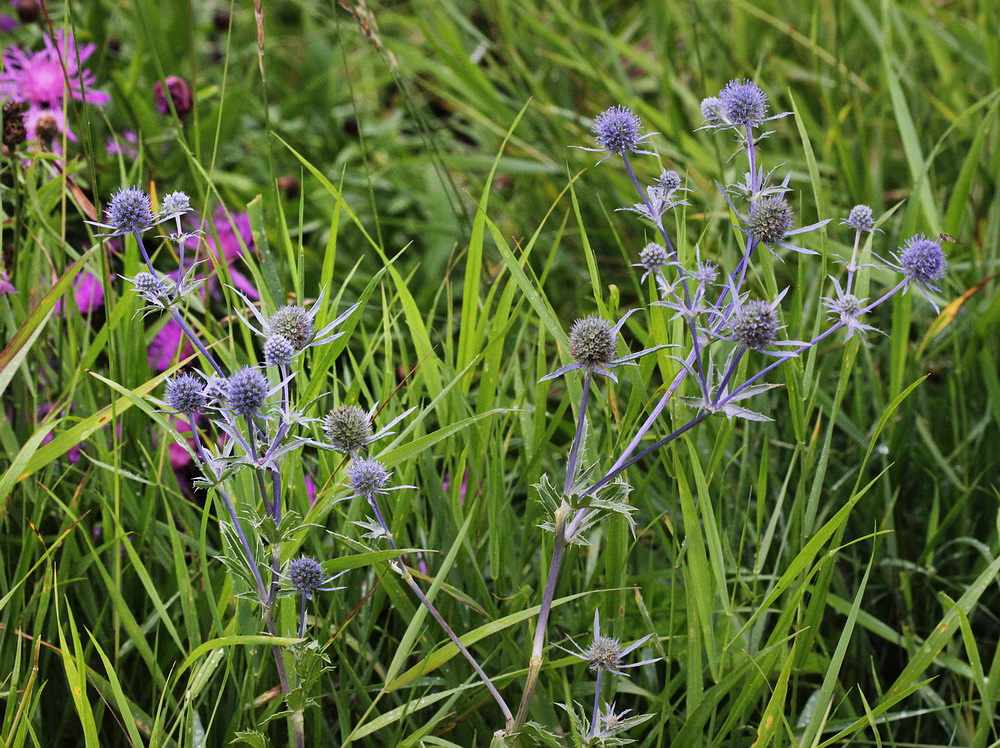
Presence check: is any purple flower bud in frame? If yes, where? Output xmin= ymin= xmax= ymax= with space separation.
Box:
xmin=286 ymin=556 xmax=325 ymax=598
xmin=268 ymin=305 xmax=314 ymax=350
xmin=323 ymin=405 xmax=372 ymax=454
xmin=153 ymin=76 xmax=193 ymax=120
xmin=747 ymin=197 xmax=793 ymax=244
xmin=845 ymin=204 xmax=875 ymax=233
xmin=638 ymin=243 xmax=669 ymax=272
xmin=347 ymin=458 xmax=391 ymax=499
xmin=227 ymin=367 xmax=268 ymax=416
xmin=263 ymin=334 xmax=295 ymax=367
xmin=165 ymin=373 xmax=205 ymax=414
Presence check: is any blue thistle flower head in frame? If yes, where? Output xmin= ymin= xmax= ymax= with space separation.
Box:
xmin=638 ymin=242 xmax=669 ymax=273
xmin=730 ymin=299 xmax=779 ymax=350
xmin=286 ymin=556 xmax=325 ymax=598
xmin=897 ymin=234 xmax=947 ymax=288
xmin=132 ymin=271 xmax=168 ymax=302
xmin=323 ymin=405 xmax=373 ymax=454
xmin=103 ymin=187 xmax=155 ymax=234
xmin=347 ymin=457 xmax=391 ymax=499
xmin=226 ymin=367 xmax=268 ymax=416
xmin=747 ymin=197 xmax=793 ymax=244
xmin=268 ymin=305 xmax=314 ymax=350
xmin=160 ymin=191 xmax=192 ymax=218
xmin=263 ymin=334 xmax=295 ymax=367
xmin=164 ymin=373 xmax=205 ymax=414
xmin=700 ymin=96 xmax=724 ymax=125
xmin=844 ymin=204 xmax=875 ymax=233
xmin=590 ymin=105 xmax=652 ymax=158
xmin=569 ymin=316 xmax=617 ymax=368
xmin=719 ymin=79 xmax=769 ymax=128
xmin=656 ymin=170 xmax=682 ymax=193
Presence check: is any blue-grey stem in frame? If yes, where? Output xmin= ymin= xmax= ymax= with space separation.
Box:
xmin=621 ymin=154 xmax=709 ymax=399
xmin=189 ymin=426 xmax=268 ymax=601
xmin=134 ymin=232 xmax=227 ymax=378
xmin=366 ymin=493 xmax=514 ymax=724
xmin=711 ymin=347 xmax=747 ymax=406
xmin=298 ymin=594 xmax=308 ymax=639
xmin=846 ymin=229 xmax=862 ymax=295
xmin=564 ymin=374 xmax=592 ymax=495
xmin=589 ymin=668 xmax=605 ymax=739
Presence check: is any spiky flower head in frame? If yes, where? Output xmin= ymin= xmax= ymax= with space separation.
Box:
xmin=898 ymin=234 xmax=947 ymax=287
xmin=638 ymin=242 xmax=669 ymax=272
xmin=263 ymin=334 xmax=295 ymax=367
xmin=747 ymin=197 xmax=793 ymax=244
xmin=700 ymin=96 xmax=724 ymax=125
xmin=692 ymin=259 xmax=719 ymax=285
xmin=164 ymin=373 xmax=205 ymax=414
xmin=323 ymin=405 xmax=373 ymax=454
xmin=845 ymin=204 xmax=875 ymax=233
xmin=347 ymin=457 xmax=390 ymax=499
xmin=226 ymin=367 xmax=268 ymax=416
xmin=160 ymin=191 xmax=192 ymax=217
xmin=719 ymin=79 xmax=769 ymax=127
xmin=286 ymin=556 xmax=325 ymax=598
xmin=569 ymin=316 xmax=616 ymax=368
xmin=586 ymin=634 xmax=624 ymax=672
xmin=657 ymin=169 xmax=682 ymax=193
xmin=267 ymin=305 xmax=314 ymax=350
xmin=731 ymin=300 xmax=779 ymax=350
xmin=132 ymin=271 xmax=167 ymax=301
xmin=592 ymin=105 xmax=644 ymax=157
xmin=104 ymin=187 xmax=155 ymax=234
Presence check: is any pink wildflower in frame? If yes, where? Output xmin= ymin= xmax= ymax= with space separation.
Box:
xmin=148 ymin=318 xmax=195 ymax=372
xmin=0 ymin=269 xmax=15 ymax=295
xmin=0 ymin=31 xmax=110 ymax=142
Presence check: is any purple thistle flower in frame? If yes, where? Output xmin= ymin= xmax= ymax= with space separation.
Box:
xmin=347 ymin=458 xmax=391 ymax=499
xmin=0 ymin=31 xmax=110 ymax=143
xmin=746 ymin=197 xmax=793 ymax=245
xmin=730 ymin=299 xmax=779 ymax=350
xmin=90 ymin=187 xmax=155 ymax=236
xmin=541 ymin=310 xmax=667 ymax=383
xmin=559 ymin=612 xmax=658 ymax=677
xmin=164 ymin=373 xmax=206 ymax=414
xmin=823 ymin=277 xmax=881 ymax=340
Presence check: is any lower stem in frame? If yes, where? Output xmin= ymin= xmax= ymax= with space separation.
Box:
xmin=589 ymin=668 xmax=605 ymax=739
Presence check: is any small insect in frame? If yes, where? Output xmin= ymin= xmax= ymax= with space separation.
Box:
xmin=938 ymin=232 xmax=960 ymax=245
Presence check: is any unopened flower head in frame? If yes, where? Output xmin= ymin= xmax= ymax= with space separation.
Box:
xmin=153 ymin=76 xmax=193 ymax=120
xmin=226 ymin=367 xmax=268 ymax=416
xmin=656 ymin=169 xmax=682 ymax=193
xmin=323 ymin=405 xmax=373 ymax=454
xmin=719 ymin=79 xmax=768 ymax=127
xmin=104 ymin=187 xmax=155 ymax=234
xmin=898 ymin=234 xmax=947 ymax=287
xmin=700 ymin=96 xmax=724 ymax=125
xmin=638 ymin=243 xmax=669 ymax=272
xmin=160 ymin=191 xmax=192 ymax=218
xmin=347 ymin=457 xmax=391 ymax=499
xmin=592 ymin=105 xmax=645 ymax=157
xmin=268 ymin=305 xmax=314 ymax=350
xmin=569 ymin=316 xmax=616 ymax=368
xmin=844 ymin=204 xmax=875 ymax=233
xmin=731 ymin=299 xmax=779 ymax=350
xmin=132 ymin=271 xmax=167 ymax=301
xmin=747 ymin=197 xmax=793 ymax=244
xmin=263 ymin=334 xmax=295 ymax=367
xmin=164 ymin=373 xmax=205 ymax=414
xmin=586 ymin=634 xmax=623 ymax=672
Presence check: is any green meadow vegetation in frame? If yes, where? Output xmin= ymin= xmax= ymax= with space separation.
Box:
xmin=1 ymin=0 xmax=999 ymax=745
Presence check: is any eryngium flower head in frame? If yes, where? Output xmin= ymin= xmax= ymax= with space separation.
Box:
xmin=132 ymin=271 xmax=167 ymax=301
xmin=104 ymin=187 xmax=154 ymax=234
xmin=268 ymin=305 xmax=314 ymax=350
xmin=638 ymin=242 xmax=669 ymax=272
xmin=323 ymin=405 xmax=373 ymax=454
xmin=700 ymin=96 xmax=724 ymax=125
xmin=586 ymin=634 xmax=624 ymax=671
xmin=286 ymin=556 xmax=325 ymax=598
xmin=263 ymin=334 xmax=295 ymax=367
xmin=592 ymin=105 xmax=644 ymax=156
xmin=569 ymin=316 xmax=616 ymax=368
xmin=719 ymin=79 xmax=768 ymax=127
xmin=226 ymin=367 xmax=268 ymax=416
xmin=731 ymin=300 xmax=779 ymax=350
xmin=164 ymin=373 xmax=205 ymax=414
xmin=898 ymin=234 xmax=947 ymax=287
xmin=747 ymin=197 xmax=793 ymax=244
xmin=160 ymin=191 xmax=192 ymax=218
xmin=657 ymin=169 xmax=682 ymax=193
xmin=844 ymin=204 xmax=875 ymax=233
xmin=347 ymin=457 xmax=390 ymax=499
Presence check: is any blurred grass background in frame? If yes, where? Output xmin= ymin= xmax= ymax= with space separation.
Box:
xmin=1 ymin=0 xmax=999 ymax=745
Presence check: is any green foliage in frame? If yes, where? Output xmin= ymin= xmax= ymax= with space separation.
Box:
xmin=1 ymin=0 xmax=998 ymax=746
